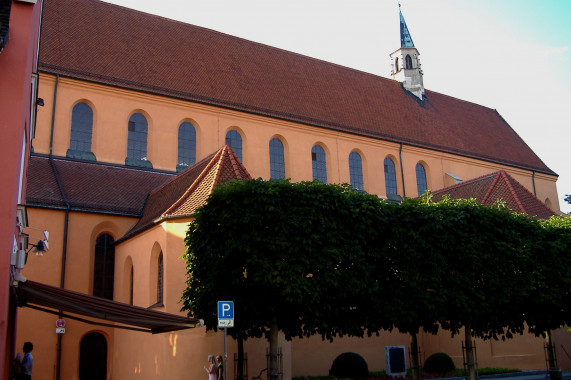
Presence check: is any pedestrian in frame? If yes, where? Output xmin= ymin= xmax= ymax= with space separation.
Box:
xmin=216 ymin=355 xmax=224 ymax=380
xmin=204 ymin=355 xmax=217 ymax=380
xmin=15 ymin=342 xmax=33 ymax=380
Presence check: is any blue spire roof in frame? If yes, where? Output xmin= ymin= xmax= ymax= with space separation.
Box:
xmin=399 ymin=7 xmax=415 ymax=48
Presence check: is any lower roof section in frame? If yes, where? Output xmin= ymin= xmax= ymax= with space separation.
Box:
xmin=14 ymin=280 xmax=200 ymax=334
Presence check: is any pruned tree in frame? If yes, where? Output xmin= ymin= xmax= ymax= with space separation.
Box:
xmin=180 ymin=179 xmax=389 ymax=378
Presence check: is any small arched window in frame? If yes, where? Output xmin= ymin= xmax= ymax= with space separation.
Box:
xmin=129 ymin=264 xmax=134 ymax=305
xmin=68 ymin=102 xmax=95 ymax=160
xmin=225 ymin=129 xmax=242 ymax=162
xmin=405 ymin=55 xmax=413 ymax=69
xmin=126 ymin=113 xmax=152 ymax=167
xmin=157 ymin=252 xmax=163 ymax=305
xmin=349 ymin=151 xmax=364 ymax=191
xmin=177 ymin=121 xmax=196 ymax=171
xmin=311 ymin=145 xmax=327 ymax=183
xmin=269 ymin=138 xmax=285 ymax=180
xmin=416 ymin=163 xmax=428 ymax=196
xmin=395 ymin=57 xmax=400 ymax=72
xmin=93 ymin=234 xmax=115 ymax=300
xmin=384 ymin=157 xmax=398 ymax=196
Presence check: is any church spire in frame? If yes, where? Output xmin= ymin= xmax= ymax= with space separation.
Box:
xmin=390 ymin=4 xmax=424 ymax=100
xmin=399 ymin=5 xmax=415 ymax=48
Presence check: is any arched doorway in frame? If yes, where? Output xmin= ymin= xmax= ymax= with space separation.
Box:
xmin=79 ymin=332 xmax=107 ymax=380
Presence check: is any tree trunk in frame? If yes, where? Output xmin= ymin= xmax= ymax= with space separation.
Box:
xmin=410 ymin=332 xmax=422 ymax=380
xmin=237 ymin=333 xmax=244 ymax=380
xmin=464 ymin=325 xmax=476 ymax=380
xmin=546 ymin=330 xmax=562 ymax=380
xmin=269 ymin=316 xmax=279 ymax=380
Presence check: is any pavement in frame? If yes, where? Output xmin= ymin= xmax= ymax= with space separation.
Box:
xmin=450 ymin=371 xmax=571 ymax=380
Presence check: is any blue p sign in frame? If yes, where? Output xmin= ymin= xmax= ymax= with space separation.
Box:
xmin=218 ymin=301 xmax=234 ymax=319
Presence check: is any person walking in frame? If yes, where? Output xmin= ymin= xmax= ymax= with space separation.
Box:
xmin=216 ymin=355 xmax=224 ymax=380
xmin=204 ymin=355 xmax=217 ymax=380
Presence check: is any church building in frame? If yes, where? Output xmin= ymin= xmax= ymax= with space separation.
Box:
xmin=13 ymin=0 xmax=567 ymax=379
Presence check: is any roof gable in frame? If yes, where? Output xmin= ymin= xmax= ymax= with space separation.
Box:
xmin=119 ymin=145 xmax=250 ymax=241
xmin=430 ymin=171 xmax=557 ymax=219
xmin=39 ymin=0 xmax=555 ymax=176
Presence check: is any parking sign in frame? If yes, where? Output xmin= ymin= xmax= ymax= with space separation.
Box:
xmin=218 ymin=301 xmax=234 ymax=328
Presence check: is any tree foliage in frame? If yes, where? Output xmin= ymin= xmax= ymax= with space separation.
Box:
xmin=181 ymin=179 xmax=571 ymax=349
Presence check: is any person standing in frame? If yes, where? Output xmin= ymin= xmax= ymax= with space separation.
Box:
xmin=204 ymin=355 xmax=217 ymax=380
xmin=216 ymin=355 xmax=224 ymax=380
xmin=18 ymin=342 xmax=33 ymax=380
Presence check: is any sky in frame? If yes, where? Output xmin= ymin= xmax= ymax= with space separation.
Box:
xmin=105 ymin=0 xmax=571 ymax=213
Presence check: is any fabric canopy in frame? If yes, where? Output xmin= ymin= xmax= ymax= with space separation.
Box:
xmin=14 ymin=280 xmax=200 ymax=334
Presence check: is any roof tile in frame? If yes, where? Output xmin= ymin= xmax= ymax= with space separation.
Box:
xmin=38 ymin=0 xmax=555 ymax=176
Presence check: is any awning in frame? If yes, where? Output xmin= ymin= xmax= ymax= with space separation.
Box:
xmin=14 ymin=280 xmax=200 ymax=334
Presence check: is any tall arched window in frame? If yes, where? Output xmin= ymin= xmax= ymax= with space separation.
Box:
xmin=405 ymin=55 xmax=413 ymax=69
xmin=311 ymin=145 xmax=327 ymax=183
xmin=395 ymin=57 xmax=400 ymax=72
xmin=177 ymin=121 xmax=196 ymax=171
xmin=384 ymin=157 xmax=397 ymax=196
xmin=225 ymin=129 xmax=242 ymax=162
xmin=93 ymin=234 xmax=115 ymax=300
xmin=416 ymin=163 xmax=428 ymax=196
xmin=129 ymin=265 xmax=134 ymax=305
xmin=157 ymin=252 xmax=163 ymax=305
xmin=269 ymin=138 xmax=285 ymax=180
xmin=126 ymin=112 xmax=152 ymax=167
xmin=349 ymin=151 xmax=364 ymax=191
xmin=67 ymin=102 xmax=95 ymax=160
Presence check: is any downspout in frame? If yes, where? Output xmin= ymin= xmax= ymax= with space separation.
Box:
xmin=532 ymin=171 xmax=537 ymax=196
xmin=47 ymin=73 xmax=68 ymax=380
xmin=399 ymin=143 xmax=406 ymax=197
xmin=49 ymin=74 xmax=58 ymax=155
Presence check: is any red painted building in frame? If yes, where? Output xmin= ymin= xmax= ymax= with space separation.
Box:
xmin=0 ymin=0 xmax=43 ymax=376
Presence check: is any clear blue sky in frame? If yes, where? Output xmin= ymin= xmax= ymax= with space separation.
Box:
xmin=105 ymin=0 xmax=571 ymax=213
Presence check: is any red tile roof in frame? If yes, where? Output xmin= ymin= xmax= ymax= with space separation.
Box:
xmin=26 ymin=155 xmax=175 ymax=215
xmin=38 ymin=0 xmax=555 ymax=176
xmin=430 ymin=171 xmax=557 ymax=219
xmin=118 ymin=145 xmax=250 ymax=242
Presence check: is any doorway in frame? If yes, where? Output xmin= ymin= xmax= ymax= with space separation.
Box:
xmin=79 ymin=332 xmax=107 ymax=380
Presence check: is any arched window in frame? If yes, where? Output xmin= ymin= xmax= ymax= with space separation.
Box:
xmin=416 ymin=163 xmax=428 ymax=196
xmin=67 ymin=102 xmax=95 ymax=160
xmin=405 ymin=55 xmax=413 ymax=69
xmin=349 ymin=151 xmax=364 ymax=191
xmin=269 ymin=138 xmax=285 ymax=180
xmin=177 ymin=121 xmax=196 ymax=171
xmin=157 ymin=252 xmax=163 ymax=305
xmin=225 ymin=129 xmax=242 ymax=162
xmin=395 ymin=57 xmax=400 ymax=72
xmin=129 ymin=265 xmax=134 ymax=305
xmin=126 ymin=113 xmax=152 ymax=167
xmin=79 ymin=332 xmax=107 ymax=380
xmin=93 ymin=234 xmax=114 ymax=300
xmin=311 ymin=145 xmax=327 ymax=183
xmin=384 ymin=157 xmax=397 ymax=196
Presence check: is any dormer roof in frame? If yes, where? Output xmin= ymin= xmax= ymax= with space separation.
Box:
xmin=118 ymin=145 xmax=250 ymax=242
xmin=430 ymin=171 xmax=557 ymax=219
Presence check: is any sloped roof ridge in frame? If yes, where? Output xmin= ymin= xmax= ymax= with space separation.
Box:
xmin=481 ymin=171 xmax=503 ymax=205
xmin=162 ymin=147 xmax=225 ymax=216
xmin=431 ymin=171 xmax=499 ymax=197
xmin=497 ymin=170 xmax=526 ymax=213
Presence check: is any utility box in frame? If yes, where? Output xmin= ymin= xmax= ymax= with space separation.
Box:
xmin=385 ymin=346 xmax=407 ymax=375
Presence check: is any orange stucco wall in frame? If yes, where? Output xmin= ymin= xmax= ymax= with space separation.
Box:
xmin=16 ymin=71 xmax=568 ymax=380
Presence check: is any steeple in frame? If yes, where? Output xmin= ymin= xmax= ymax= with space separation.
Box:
xmin=390 ymin=4 xmax=424 ymax=100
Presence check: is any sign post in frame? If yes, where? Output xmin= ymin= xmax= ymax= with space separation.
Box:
xmin=218 ymin=301 xmax=234 ymax=380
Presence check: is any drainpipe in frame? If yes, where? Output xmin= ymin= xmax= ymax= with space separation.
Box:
xmin=532 ymin=171 xmax=537 ymax=196
xmin=399 ymin=143 xmax=406 ymax=197
xmin=49 ymin=74 xmax=59 ymax=155
xmin=47 ymin=74 xmax=68 ymax=380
